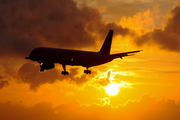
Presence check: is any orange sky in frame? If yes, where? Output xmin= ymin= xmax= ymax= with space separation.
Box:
xmin=0 ymin=0 xmax=180 ymax=120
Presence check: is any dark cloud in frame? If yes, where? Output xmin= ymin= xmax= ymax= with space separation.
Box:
xmin=0 ymin=0 xmax=130 ymax=58
xmin=0 ymin=75 xmax=9 ymax=89
xmin=67 ymin=67 xmax=97 ymax=85
xmin=0 ymin=95 xmax=180 ymax=120
xmin=0 ymin=80 xmax=9 ymax=89
xmin=134 ymin=5 xmax=180 ymax=52
xmin=18 ymin=63 xmax=60 ymax=91
xmin=0 ymin=75 xmax=6 ymax=80
xmin=0 ymin=0 xmax=131 ymax=90
xmin=18 ymin=63 xmax=97 ymax=91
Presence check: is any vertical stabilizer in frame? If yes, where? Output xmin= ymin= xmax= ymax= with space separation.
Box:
xmin=99 ymin=30 xmax=113 ymax=55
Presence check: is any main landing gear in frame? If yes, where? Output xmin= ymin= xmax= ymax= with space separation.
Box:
xmin=84 ymin=67 xmax=91 ymax=74
xmin=61 ymin=64 xmax=69 ymax=75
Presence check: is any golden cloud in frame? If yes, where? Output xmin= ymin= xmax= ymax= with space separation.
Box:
xmin=0 ymin=95 xmax=180 ymax=120
xmin=134 ymin=4 xmax=180 ymax=52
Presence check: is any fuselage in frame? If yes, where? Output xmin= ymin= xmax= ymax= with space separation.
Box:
xmin=28 ymin=47 xmax=114 ymax=67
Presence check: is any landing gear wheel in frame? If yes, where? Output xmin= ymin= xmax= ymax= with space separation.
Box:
xmin=66 ymin=72 xmax=69 ymax=75
xmin=61 ymin=71 xmax=69 ymax=75
xmin=84 ymin=70 xmax=91 ymax=74
xmin=88 ymin=70 xmax=91 ymax=74
xmin=40 ymin=68 xmax=44 ymax=72
xmin=61 ymin=64 xmax=69 ymax=75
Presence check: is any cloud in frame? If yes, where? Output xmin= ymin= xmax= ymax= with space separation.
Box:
xmin=0 ymin=0 xmax=138 ymax=91
xmin=17 ymin=63 xmax=98 ymax=91
xmin=0 ymin=0 xmax=131 ymax=58
xmin=95 ymin=70 xmax=111 ymax=86
xmin=75 ymin=0 xmax=155 ymax=21
xmin=100 ymin=97 xmax=111 ymax=106
xmin=17 ymin=64 xmax=128 ymax=92
xmin=119 ymin=9 xmax=154 ymax=30
xmin=0 ymin=80 xmax=9 ymax=89
xmin=18 ymin=63 xmax=60 ymax=91
xmin=0 ymin=95 xmax=180 ymax=120
xmin=134 ymin=5 xmax=180 ymax=52
xmin=0 ymin=101 xmax=55 ymax=120
xmin=93 ymin=70 xmax=131 ymax=88
xmin=0 ymin=75 xmax=9 ymax=89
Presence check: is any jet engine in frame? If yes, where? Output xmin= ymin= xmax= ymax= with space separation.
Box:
xmin=40 ymin=63 xmax=55 ymax=70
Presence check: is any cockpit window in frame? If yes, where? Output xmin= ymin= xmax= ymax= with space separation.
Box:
xmin=31 ymin=51 xmax=41 ymax=53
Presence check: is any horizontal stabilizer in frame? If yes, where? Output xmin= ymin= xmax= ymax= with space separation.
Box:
xmin=111 ymin=50 xmax=143 ymax=58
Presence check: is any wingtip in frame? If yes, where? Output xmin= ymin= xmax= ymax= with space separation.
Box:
xmin=137 ymin=50 xmax=143 ymax=52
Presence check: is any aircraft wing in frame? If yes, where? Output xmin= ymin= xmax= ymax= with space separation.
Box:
xmin=110 ymin=50 xmax=142 ymax=59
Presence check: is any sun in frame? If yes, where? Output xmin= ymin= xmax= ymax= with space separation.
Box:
xmin=106 ymin=84 xmax=119 ymax=96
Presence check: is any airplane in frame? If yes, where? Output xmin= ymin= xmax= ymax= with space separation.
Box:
xmin=26 ymin=30 xmax=142 ymax=75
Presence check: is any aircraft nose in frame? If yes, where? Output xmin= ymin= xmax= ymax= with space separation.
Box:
xmin=28 ymin=53 xmax=40 ymax=61
xmin=25 ymin=53 xmax=32 ymax=60
xmin=25 ymin=53 xmax=32 ymax=59
xmin=27 ymin=53 xmax=34 ymax=60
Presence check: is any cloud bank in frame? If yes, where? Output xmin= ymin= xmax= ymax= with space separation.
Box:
xmin=18 ymin=63 xmax=97 ymax=91
xmin=0 ymin=95 xmax=180 ymax=120
xmin=0 ymin=0 xmax=130 ymax=58
xmin=134 ymin=5 xmax=180 ymax=52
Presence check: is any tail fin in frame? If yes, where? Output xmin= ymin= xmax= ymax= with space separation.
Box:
xmin=99 ymin=30 xmax=113 ymax=55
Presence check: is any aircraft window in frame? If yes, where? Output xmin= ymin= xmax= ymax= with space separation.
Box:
xmin=31 ymin=51 xmax=41 ymax=53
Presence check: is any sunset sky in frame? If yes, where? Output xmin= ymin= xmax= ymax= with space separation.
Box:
xmin=0 ymin=0 xmax=180 ymax=119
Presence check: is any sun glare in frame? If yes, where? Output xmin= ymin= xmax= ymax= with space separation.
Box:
xmin=106 ymin=84 xmax=119 ymax=96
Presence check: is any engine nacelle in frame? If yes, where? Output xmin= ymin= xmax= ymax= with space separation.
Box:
xmin=40 ymin=63 xmax=55 ymax=70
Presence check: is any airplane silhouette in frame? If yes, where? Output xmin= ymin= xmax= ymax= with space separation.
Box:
xmin=26 ymin=30 xmax=142 ymax=75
